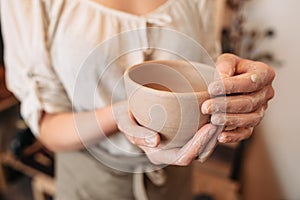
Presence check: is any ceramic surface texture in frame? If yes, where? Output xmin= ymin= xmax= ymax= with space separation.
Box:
xmin=124 ymin=60 xmax=214 ymax=148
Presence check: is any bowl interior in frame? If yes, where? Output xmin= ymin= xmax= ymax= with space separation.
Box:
xmin=127 ymin=60 xmax=212 ymax=93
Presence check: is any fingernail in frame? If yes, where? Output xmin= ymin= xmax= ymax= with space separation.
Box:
xmin=201 ymin=103 xmax=210 ymax=114
xmin=217 ymin=134 xmax=227 ymax=143
xmin=145 ymin=136 xmax=157 ymax=147
xmin=198 ymin=151 xmax=211 ymax=163
xmin=218 ymin=134 xmax=235 ymax=143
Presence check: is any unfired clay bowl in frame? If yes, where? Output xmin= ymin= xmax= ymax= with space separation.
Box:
xmin=124 ymin=60 xmax=214 ymax=148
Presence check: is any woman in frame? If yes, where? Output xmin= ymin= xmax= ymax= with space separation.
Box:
xmin=1 ymin=0 xmax=274 ymax=199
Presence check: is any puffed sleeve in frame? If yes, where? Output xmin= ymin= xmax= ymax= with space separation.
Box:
xmin=196 ymin=0 xmax=222 ymax=60
xmin=1 ymin=0 xmax=72 ymax=136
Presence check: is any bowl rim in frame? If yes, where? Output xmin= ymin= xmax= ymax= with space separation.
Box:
xmin=124 ymin=60 xmax=213 ymax=97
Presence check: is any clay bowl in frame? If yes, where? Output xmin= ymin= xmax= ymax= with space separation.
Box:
xmin=124 ymin=60 xmax=214 ymax=148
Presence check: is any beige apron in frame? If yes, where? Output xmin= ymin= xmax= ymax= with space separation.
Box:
xmin=55 ymin=150 xmax=193 ymax=200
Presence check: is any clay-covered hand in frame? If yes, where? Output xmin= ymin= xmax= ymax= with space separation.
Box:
xmin=112 ymin=101 xmax=160 ymax=148
xmin=113 ymin=101 xmax=218 ymax=165
xmin=201 ymin=53 xmax=275 ymax=143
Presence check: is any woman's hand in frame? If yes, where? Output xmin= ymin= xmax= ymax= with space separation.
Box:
xmin=202 ymin=53 xmax=275 ymax=143
xmin=113 ymin=101 xmax=218 ymax=165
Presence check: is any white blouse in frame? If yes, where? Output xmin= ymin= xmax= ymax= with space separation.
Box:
xmin=1 ymin=0 xmax=220 ymax=156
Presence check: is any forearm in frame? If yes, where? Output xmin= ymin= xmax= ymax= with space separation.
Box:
xmin=39 ymin=105 xmax=118 ymax=152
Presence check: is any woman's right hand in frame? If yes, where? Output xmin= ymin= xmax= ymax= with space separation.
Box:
xmin=112 ymin=101 xmax=218 ymax=165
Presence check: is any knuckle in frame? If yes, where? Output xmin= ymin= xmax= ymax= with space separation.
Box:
xmin=258 ymin=61 xmax=275 ymax=81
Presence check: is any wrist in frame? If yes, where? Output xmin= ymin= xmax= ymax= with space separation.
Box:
xmin=95 ymin=105 xmax=119 ymax=136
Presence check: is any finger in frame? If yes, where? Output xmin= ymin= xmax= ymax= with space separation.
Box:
xmin=209 ymin=70 xmax=272 ymax=96
xmin=140 ymin=145 xmax=185 ymax=165
xmin=140 ymin=125 xmax=218 ymax=165
xmin=218 ymin=127 xmax=254 ymax=143
xmin=197 ymin=126 xmax=223 ymax=162
xmin=263 ymin=102 xmax=269 ymax=110
xmin=211 ymin=107 xmax=265 ymax=127
xmin=202 ymin=85 xmax=274 ymax=114
xmin=174 ymin=124 xmax=218 ymax=166
xmin=216 ymin=53 xmax=275 ymax=79
xmin=211 ymin=56 xmax=275 ymax=96
xmin=117 ymin=109 xmax=160 ymax=147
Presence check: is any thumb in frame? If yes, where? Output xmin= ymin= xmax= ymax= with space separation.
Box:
xmin=215 ymin=53 xmax=240 ymax=79
xmin=113 ymin=102 xmax=160 ymax=147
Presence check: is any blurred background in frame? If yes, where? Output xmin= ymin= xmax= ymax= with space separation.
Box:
xmin=0 ymin=0 xmax=299 ymax=200
xmin=223 ymin=0 xmax=300 ymax=199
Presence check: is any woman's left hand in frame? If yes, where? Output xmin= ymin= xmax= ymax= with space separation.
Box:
xmin=113 ymin=101 xmax=219 ymax=165
xmin=201 ymin=53 xmax=275 ymax=143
